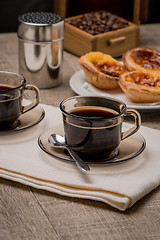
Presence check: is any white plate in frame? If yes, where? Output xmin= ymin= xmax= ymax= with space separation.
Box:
xmin=69 ymin=70 xmax=160 ymax=111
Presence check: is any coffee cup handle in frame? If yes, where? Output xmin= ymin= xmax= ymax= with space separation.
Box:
xmin=121 ymin=109 xmax=141 ymax=140
xmin=22 ymin=85 xmax=40 ymax=114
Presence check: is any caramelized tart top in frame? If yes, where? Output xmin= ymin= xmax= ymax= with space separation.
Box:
xmin=83 ymin=52 xmax=126 ymax=77
xmin=123 ymin=47 xmax=160 ymax=74
xmin=130 ymin=48 xmax=160 ymax=70
xmin=94 ymin=63 xmax=124 ymax=77
xmin=124 ymin=71 xmax=160 ymax=88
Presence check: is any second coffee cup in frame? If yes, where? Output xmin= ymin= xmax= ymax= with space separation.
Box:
xmin=0 ymin=71 xmax=40 ymax=130
xmin=60 ymin=96 xmax=141 ymax=161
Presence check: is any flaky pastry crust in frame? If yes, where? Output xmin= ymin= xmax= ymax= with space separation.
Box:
xmin=79 ymin=52 xmax=126 ymax=90
xmin=119 ymin=71 xmax=160 ymax=103
xmin=123 ymin=47 xmax=160 ymax=76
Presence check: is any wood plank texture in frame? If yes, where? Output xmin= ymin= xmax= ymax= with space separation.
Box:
xmin=0 ymin=179 xmax=59 ymax=240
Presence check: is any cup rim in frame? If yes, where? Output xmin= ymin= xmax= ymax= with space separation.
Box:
xmin=60 ymin=95 xmax=127 ymax=120
xmin=0 ymin=71 xmax=26 ymax=92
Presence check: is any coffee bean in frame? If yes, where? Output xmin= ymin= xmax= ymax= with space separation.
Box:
xmin=66 ymin=11 xmax=129 ymax=35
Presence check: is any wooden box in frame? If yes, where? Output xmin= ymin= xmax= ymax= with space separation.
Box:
xmin=64 ymin=12 xmax=140 ymax=57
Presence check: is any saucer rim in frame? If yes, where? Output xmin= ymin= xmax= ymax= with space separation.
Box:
xmin=0 ymin=104 xmax=45 ymax=132
xmin=38 ymin=125 xmax=146 ymax=166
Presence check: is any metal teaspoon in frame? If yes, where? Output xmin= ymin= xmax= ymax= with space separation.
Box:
xmin=48 ymin=134 xmax=90 ymax=171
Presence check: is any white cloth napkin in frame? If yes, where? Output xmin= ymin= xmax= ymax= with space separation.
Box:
xmin=0 ymin=104 xmax=160 ymax=211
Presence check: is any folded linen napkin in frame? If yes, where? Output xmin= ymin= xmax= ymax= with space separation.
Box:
xmin=0 ymin=104 xmax=160 ymax=211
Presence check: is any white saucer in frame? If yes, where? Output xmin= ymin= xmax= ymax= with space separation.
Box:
xmin=69 ymin=70 xmax=160 ymax=111
xmin=0 ymin=104 xmax=45 ymax=131
xmin=38 ymin=124 xmax=146 ymax=166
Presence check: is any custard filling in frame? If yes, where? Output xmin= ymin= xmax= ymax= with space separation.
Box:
xmin=94 ymin=63 xmax=125 ymax=77
xmin=131 ymin=50 xmax=160 ymax=70
xmin=125 ymin=72 xmax=160 ymax=87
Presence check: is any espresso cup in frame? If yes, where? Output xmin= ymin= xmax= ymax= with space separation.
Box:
xmin=0 ymin=71 xmax=40 ymax=130
xmin=60 ymin=96 xmax=141 ymax=160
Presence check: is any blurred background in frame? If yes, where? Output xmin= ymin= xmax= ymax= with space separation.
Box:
xmin=0 ymin=0 xmax=53 ymax=32
xmin=0 ymin=0 xmax=159 ymax=33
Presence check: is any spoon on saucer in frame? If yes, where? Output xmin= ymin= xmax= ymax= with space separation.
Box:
xmin=48 ymin=134 xmax=90 ymax=172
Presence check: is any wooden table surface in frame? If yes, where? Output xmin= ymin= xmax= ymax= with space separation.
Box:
xmin=1 ymin=24 xmax=160 ymax=240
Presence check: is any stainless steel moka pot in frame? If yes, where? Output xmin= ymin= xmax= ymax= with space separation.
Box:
xmin=17 ymin=12 xmax=64 ymax=89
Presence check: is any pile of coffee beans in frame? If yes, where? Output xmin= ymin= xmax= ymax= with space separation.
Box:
xmin=66 ymin=12 xmax=129 ymax=35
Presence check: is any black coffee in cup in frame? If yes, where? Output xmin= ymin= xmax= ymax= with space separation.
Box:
xmin=70 ymin=107 xmax=116 ymax=118
xmin=0 ymin=71 xmax=40 ymax=130
xmin=63 ymin=106 xmax=121 ymax=160
xmin=0 ymin=85 xmax=22 ymax=129
xmin=60 ymin=96 xmax=141 ymax=161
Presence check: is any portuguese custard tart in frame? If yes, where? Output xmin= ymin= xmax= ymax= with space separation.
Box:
xmin=79 ymin=52 xmax=126 ymax=90
xmin=123 ymin=47 xmax=160 ymax=75
xmin=119 ymin=71 xmax=160 ymax=103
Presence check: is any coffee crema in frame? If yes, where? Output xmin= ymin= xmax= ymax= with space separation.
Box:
xmin=0 ymin=85 xmax=13 ymax=91
xmin=70 ymin=107 xmax=118 ymax=118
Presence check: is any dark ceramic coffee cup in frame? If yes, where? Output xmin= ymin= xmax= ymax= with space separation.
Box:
xmin=0 ymin=71 xmax=40 ymax=130
xmin=60 ymin=96 xmax=141 ymax=161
